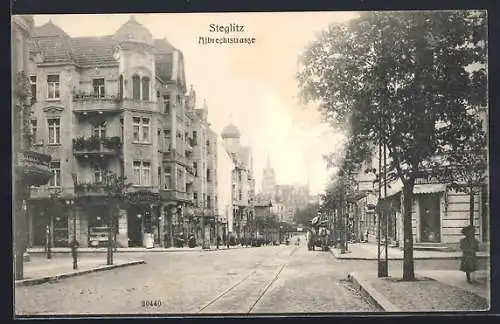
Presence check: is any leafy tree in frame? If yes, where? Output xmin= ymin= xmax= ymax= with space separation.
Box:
xmin=294 ymin=202 xmax=320 ymax=226
xmin=445 ymin=112 xmax=487 ymax=226
xmin=297 ymin=11 xmax=487 ymax=280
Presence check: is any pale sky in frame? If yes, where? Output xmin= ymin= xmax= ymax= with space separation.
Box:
xmin=33 ymin=12 xmax=359 ymax=195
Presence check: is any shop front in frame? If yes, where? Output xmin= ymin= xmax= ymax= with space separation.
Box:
xmin=124 ymin=190 xmax=160 ymax=248
xmin=28 ymin=197 xmax=70 ymax=248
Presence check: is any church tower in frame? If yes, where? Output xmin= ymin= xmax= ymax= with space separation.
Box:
xmin=261 ymin=152 xmax=277 ymax=200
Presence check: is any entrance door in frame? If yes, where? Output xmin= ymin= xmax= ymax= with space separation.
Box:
xmin=127 ymin=208 xmax=143 ymax=247
xmin=419 ymin=194 xmax=441 ymax=243
xmin=33 ymin=208 xmax=49 ymax=246
xmin=53 ymin=214 xmax=69 ymax=247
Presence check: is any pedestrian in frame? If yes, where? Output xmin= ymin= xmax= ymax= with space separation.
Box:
xmin=460 ymin=225 xmax=479 ymax=284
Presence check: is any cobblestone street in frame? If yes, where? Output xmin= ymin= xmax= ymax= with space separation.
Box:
xmin=15 ymin=245 xmax=382 ymax=315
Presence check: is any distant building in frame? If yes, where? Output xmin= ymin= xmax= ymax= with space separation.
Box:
xmin=221 ymin=122 xmax=256 ymax=241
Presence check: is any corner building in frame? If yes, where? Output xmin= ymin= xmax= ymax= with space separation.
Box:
xmin=26 ymin=17 xmax=213 ymax=248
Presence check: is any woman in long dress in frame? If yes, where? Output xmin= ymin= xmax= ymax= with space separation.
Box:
xmin=460 ymin=225 xmax=479 ymax=283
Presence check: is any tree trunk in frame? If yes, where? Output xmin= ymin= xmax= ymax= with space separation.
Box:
xmin=402 ymin=180 xmax=415 ymax=281
xmin=14 ymin=193 xmax=26 ymax=280
xmin=469 ymin=187 xmax=475 ymax=226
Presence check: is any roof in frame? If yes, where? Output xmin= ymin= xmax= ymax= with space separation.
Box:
xmin=221 ymin=123 xmax=241 ymax=138
xmin=32 ymin=20 xmax=68 ymax=37
xmin=113 ymin=16 xmax=153 ymax=46
xmin=70 ymin=36 xmax=118 ymax=67
xmin=30 ymin=20 xmax=177 ymax=75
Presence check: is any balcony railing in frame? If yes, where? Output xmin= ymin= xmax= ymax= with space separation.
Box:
xmin=73 ymin=136 xmax=122 ymax=157
xmin=74 ymin=182 xmax=109 ymax=197
xmin=160 ymin=189 xmax=191 ymax=202
xmin=73 ymin=91 xmax=122 ymax=113
xmin=16 ymin=150 xmax=53 ymax=186
xmin=73 ymin=90 xmax=157 ymax=113
xmin=162 ymin=150 xmax=189 ymax=166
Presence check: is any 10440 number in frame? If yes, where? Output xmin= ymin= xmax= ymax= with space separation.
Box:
xmin=142 ymin=300 xmax=163 ymax=307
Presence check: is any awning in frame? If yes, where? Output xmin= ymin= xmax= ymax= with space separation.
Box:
xmin=413 ymin=183 xmax=446 ymax=195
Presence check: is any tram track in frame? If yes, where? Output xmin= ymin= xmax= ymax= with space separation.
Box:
xmin=197 ymin=246 xmax=299 ymax=314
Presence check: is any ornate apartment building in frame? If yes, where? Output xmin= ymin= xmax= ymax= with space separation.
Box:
xmin=25 ymin=17 xmax=218 ymax=249
xmin=12 ymin=15 xmax=53 ymax=279
xmin=220 ymin=123 xmax=256 ymax=241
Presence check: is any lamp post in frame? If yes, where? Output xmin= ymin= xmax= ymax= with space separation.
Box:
xmin=66 ymin=199 xmax=78 ymax=269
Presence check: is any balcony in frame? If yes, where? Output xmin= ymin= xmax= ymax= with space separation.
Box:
xmin=15 ymin=150 xmax=53 ymax=187
xmin=185 ymin=138 xmax=194 ymax=152
xmin=160 ymin=189 xmax=191 ymax=203
xmin=73 ymin=92 xmax=122 ymax=114
xmin=74 ymin=182 xmax=109 ymax=197
xmin=73 ymin=91 xmax=156 ymax=114
xmin=73 ymin=136 xmax=122 ymax=158
xmin=162 ymin=150 xmax=189 ymax=167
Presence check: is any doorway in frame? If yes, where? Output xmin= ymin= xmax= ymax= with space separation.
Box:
xmin=419 ymin=194 xmax=441 ymax=243
xmin=127 ymin=207 xmax=143 ymax=247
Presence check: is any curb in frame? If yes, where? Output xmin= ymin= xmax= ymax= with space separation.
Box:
xmin=26 ymin=246 xmax=256 ymax=255
xmin=329 ymin=249 xmax=489 ymax=261
xmin=347 ymin=272 xmax=401 ymax=312
xmin=15 ymin=260 xmax=146 ymax=287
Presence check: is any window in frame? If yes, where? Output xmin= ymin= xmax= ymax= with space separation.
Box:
xmin=156 ymin=91 xmax=160 ymax=99
xmin=158 ymin=167 xmax=161 ymax=188
xmin=164 ymin=167 xmax=172 ymax=189
xmin=176 ymin=94 xmax=181 ymax=104
xmin=132 ymin=117 xmax=150 ymax=143
xmin=30 ymin=75 xmax=37 ymax=103
xmin=93 ymin=121 xmax=106 ymax=138
xmin=192 ymin=131 xmax=197 ymax=145
xmin=239 ymin=189 xmax=242 ymax=201
xmin=163 ymin=94 xmax=170 ymax=114
xmin=132 ymin=75 xmax=141 ymax=100
xmin=47 ymin=75 xmax=60 ymax=99
xmin=177 ymin=169 xmax=183 ymax=191
xmin=49 ymin=161 xmax=61 ymax=187
xmin=30 ymin=120 xmax=37 ymax=143
xmin=133 ymin=161 xmax=151 ymax=186
xmin=94 ymin=166 xmax=106 ymax=183
xmin=142 ymin=118 xmax=150 ymax=142
xmin=120 ymin=118 xmax=124 ymax=141
xmin=47 ymin=118 xmax=61 ymax=144
xmin=193 ymin=161 xmax=198 ymax=177
xmin=193 ymin=192 xmax=198 ymax=206
xmin=119 ymin=75 xmax=124 ymax=99
xmin=238 ymin=171 xmax=242 ymax=182
xmin=207 ymin=195 xmax=211 ymax=208
xmin=142 ymin=77 xmax=150 ymax=101
xmin=206 ymin=168 xmax=211 ymax=182
xmin=92 ymin=78 xmax=105 ymax=98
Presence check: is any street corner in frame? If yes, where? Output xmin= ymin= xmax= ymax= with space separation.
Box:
xmin=15 ymin=259 xmax=146 ymax=287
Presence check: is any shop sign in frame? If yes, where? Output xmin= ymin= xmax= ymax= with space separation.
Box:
xmin=124 ymin=191 xmax=160 ymax=204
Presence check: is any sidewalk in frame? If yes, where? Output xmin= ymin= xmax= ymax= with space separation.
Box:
xmin=330 ymin=243 xmax=490 ymax=260
xmin=15 ymin=256 xmax=145 ymax=287
xmin=26 ymin=244 xmax=255 ymax=254
xmin=348 ymin=269 xmax=490 ymax=312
